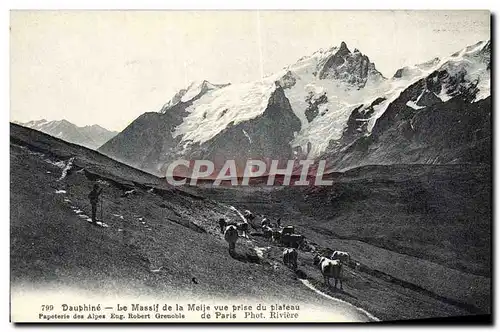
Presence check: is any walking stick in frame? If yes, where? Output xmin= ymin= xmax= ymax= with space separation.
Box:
xmin=100 ymin=195 xmax=103 ymax=223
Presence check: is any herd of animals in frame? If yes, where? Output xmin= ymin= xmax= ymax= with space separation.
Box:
xmin=218 ymin=209 xmax=351 ymax=290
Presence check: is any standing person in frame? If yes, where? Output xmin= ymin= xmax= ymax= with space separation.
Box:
xmin=88 ymin=183 xmax=103 ymax=224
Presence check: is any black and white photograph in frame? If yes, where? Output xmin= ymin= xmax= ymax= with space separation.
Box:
xmin=8 ymin=8 xmax=492 ymax=324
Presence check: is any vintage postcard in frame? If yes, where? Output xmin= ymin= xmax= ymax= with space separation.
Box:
xmin=9 ymin=10 xmax=491 ymax=323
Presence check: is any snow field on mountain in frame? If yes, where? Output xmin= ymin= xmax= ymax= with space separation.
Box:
xmin=164 ymin=40 xmax=490 ymax=159
xmin=173 ymin=78 xmax=277 ymax=144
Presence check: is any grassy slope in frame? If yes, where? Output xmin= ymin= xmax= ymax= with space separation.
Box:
xmin=200 ymin=164 xmax=491 ymax=315
xmin=200 ymin=164 xmax=491 ymax=277
xmin=281 ymin=164 xmax=491 ymax=278
xmin=10 ymin=124 xmax=490 ymax=321
xmin=10 ymin=130 xmax=377 ymax=322
xmin=10 ymin=143 xmax=291 ymax=299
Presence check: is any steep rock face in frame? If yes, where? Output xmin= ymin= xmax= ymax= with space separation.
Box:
xmin=276 ymin=42 xmax=389 ymax=156
xmin=100 ymin=84 xmax=301 ymax=176
xmin=173 ymin=85 xmax=302 ymax=176
xmin=343 ymin=97 xmax=386 ymax=143
xmin=277 ymin=71 xmax=298 ymax=89
xmin=321 ymin=83 xmax=490 ymax=171
xmin=99 ymin=103 xmax=189 ymax=173
xmin=100 ymin=42 xmax=390 ymax=172
xmin=100 ymin=81 xmax=235 ymax=173
xmin=318 ymin=40 xmax=491 ymax=171
xmin=304 ymin=91 xmax=328 ymax=123
xmin=318 ymin=42 xmax=384 ymax=88
xmin=415 ymin=90 xmax=442 ymax=108
xmin=99 ymin=40 xmax=490 ymax=176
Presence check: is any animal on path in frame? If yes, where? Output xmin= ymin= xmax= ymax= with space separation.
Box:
xmin=236 ymin=222 xmax=249 ymax=238
xmin=218 ymin=218 xmax=226 ymax=234
xmin=313 ymin=254 xmax=343 ymax=289
xmin=243 ymin=210 xmax=255 ymax=221
xmin=282 ymin=248 xmax=298 ymax=269
xmin=331 ymin=251 xmax=351 ymax=264
xmin=282 ymin=225 xmax=295 ymax=235
xmin=262 ymin=226 xmax=273 ymax=239
xmin=281 ymin=233 xmax=305 ymax=249
xmin=272 ymin=230 xmax=282 ymax=243
xmin=224 ymin=225 xmax=239 ymax=254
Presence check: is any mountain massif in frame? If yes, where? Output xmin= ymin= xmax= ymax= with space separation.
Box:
xmin=14 ymin=119 xmax=118 ymax=150
xmin=98 ymin=40 xmax=491 ymax=177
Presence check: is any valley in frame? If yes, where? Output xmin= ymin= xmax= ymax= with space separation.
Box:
xmin=10 ymin=124 xmax=491 ymax=322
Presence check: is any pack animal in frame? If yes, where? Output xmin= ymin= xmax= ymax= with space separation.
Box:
xmin=272 ymin=230 xmax=282 ymax=243
xmin=243 ymin=210 xmax=255 ymax=221
xmin=262 ymin=226 xmax=273 ymax=239
xmin=236 ymin=221 xmax=249 ymax=238
xmin=282 ymin=248 xmax=298 ymax=269
xmin=218 ymin=218 xmax=226 ymax=234
xmin=331 ymin=251 xmax=351 ymax=264
xmin=224 ymin=225 xmax=239 ymax=255
xmin=313 ymin=254 xmax=343 ymax=289
xmin=281 ymin=234 xmax=305 ymax=249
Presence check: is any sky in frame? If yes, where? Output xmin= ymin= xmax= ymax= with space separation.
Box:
xmin=10 ymin=10 xmax=490 ymax=131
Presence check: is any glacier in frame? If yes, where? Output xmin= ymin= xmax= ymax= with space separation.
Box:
xmin=162 ymin=40 xmax=490 ymax=159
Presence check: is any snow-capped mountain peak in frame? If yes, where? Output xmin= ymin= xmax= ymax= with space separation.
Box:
xmin=169 ymin=40 xmax=489 ymax=156
xmin=393 ymin=57 xmax=441 ymax=80
xmin=99 ymin=40 xmax=491 ymax=175
xmin=161 ymin=42 xmax=388 ymax=150
xmin=161 ymin=80 xmax=230 ymax=111
xmin=283 ymin=41 xmax=385 ymax=87
xmin=292 ymin=40 xmax=490 ymax=157
xmin=172 ymin=78 xmax=279 ymax=145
